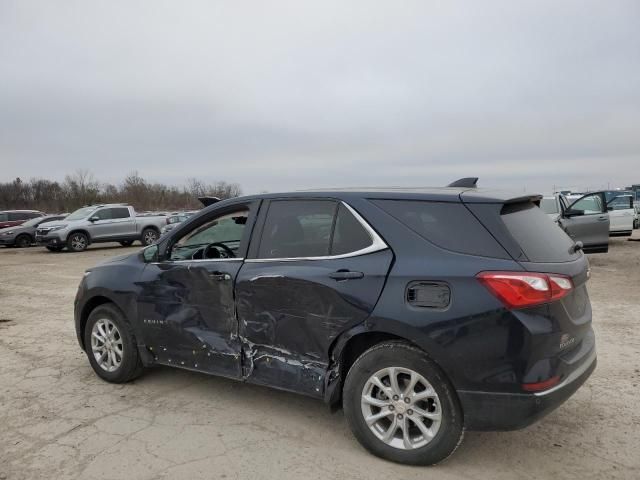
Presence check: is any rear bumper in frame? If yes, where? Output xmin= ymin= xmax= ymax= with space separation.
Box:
xmin=459 ymin=349 xmax=596 ymax=431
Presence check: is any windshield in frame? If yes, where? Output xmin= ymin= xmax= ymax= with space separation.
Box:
xmin=65 ymin=207 xmax=97 ymax=221
xmin=540 ymin=198 xmax=558 ymax=214
xmin=22 ymin=217 xmax=46 ymax=227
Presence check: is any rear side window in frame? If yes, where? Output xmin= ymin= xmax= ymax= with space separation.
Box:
xmin=257 ymin=200 xmax=376 ymax=259
xmin=258 ymin=200 xmax=336 ymax=258
xmin=372 ymin=200 xmax=509 ymax=258
xmin=500 ymin=202 xmax=578 ymax=262
xmin=332 ymin=204 xmax=373 ymax=255
xmin=111 ymin=207 xmax=131 ymax=219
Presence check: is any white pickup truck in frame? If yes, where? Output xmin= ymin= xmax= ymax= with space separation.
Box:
xmin=35 ymin=204 xmax=166 ymax=252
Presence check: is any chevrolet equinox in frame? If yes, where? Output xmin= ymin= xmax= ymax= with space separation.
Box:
xmin=75 ymin=187 xmax=596 ymax=465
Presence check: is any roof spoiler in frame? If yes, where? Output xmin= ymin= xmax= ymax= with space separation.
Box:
xmin=198 ymin=196 xmax=222 ymax=207
xmin=447 ymin=177 xmax=478 ymax=188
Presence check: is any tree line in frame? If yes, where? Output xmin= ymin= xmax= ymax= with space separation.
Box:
xmin=0 ymin=170 xmax=242 ymax=213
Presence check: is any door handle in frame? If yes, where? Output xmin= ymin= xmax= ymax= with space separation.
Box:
xmin=329 ymin=270 xmax=364 ymax=280
xmin=597 ymin=216 xmax=608 ymax=221
xmin=209 ymin=271 xmax=231 ymax=281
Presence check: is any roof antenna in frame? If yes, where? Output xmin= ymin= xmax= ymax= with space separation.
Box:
xmin=447 ymin=177 xmax=478 ymax=188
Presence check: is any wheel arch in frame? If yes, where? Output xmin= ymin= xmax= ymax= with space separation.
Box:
xmin=78 ymin=295 xmax=120 ymax=350
xmin=324 ymin=325 xmax=448 ymax=409
xmin=68 ymin=229 xmax=92 ymax=245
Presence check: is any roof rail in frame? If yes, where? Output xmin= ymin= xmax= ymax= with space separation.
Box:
xmin=447 ymin=177 xmax=479 ymax=188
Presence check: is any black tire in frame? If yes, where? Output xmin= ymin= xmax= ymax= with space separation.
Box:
xmin=67 ymin=232 xmax=88 ymax=252
xmin=140 ymin=228 xmax=159 ymax=246
xmin=343 ymin=341 xmax=464 ymax=466
xmin=83 ymin=304 xmax=144 ymax=383
xmin=46 ymin=245 xmax=64 ymax=252
xmin=15 ymin=234 xmax=32 ymax=248
xmin=120 ymin=240 xmax=134 ymax=247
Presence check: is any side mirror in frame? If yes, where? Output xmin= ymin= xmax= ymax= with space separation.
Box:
xmin=142 ymin=244 xmax=159 ymax=263
xmin=89 ymin=216 xmax=99 ymax=222
xmin=607 ymin=206 xmax=613 ymax=212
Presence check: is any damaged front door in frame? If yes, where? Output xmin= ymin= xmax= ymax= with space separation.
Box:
xmin=137 ymin=203 xmax=257 ymax=378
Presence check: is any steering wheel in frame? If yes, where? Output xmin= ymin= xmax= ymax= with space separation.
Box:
xmin=203 ymin=242 xmax=235 ymax=259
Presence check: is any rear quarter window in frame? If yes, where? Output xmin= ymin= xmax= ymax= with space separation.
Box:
xmin=372 ymin=199 xmax=509 ymax=259
xmin=500 ymin=202 xmax=578 ymax=263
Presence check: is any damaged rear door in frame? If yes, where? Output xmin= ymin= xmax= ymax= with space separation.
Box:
xmin=236 ymin=198 xmax=392 ymax=397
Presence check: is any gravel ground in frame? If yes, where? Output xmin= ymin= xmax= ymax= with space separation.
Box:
xmin=1 ymin=236 xmax=639 ymax=480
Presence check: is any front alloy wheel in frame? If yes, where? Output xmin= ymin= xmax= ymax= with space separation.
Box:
xmin=68 ymin=232 xmax=88 ymax=252
xmin=84 ymin=304 xmax=144 ymax=383
xmin=91 ymin=318 xmax=124 ymax=372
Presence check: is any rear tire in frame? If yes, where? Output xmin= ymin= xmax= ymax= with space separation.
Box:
xmin=83 ymin=304 xmax=144 ymax=383
xmin=120 ymin=240 xmax=134 ymax=247
xmin=343 ymin=341 xmax=464 ymax=465
xmin=141 ymin=228 xmax=159 ymax=246
xmin=46 ymin=245 xmax=64 ymax=252
xmin=67 ymin=232 xmax=88 ymax=252
xmin=15 ymin=234 xmax=32 ymax=248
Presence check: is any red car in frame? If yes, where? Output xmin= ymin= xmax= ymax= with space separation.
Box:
xmin=0 ymin=210 xmax=45 ymax=229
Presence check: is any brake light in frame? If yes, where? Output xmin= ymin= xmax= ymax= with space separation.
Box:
xmin=522 ymin=375 xmax=561 ymax=392
xmin=477 ymin=271 xmax=573 ymax=309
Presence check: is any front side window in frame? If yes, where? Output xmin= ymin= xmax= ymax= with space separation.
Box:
xmin=8 ymin=212 xmax=28 ymax=221
xmin=257 ymin=200 xmax=375 ymax=259
xmin=93 ymin=208 xmax=113 ymax=220
xmin=170 ymin=209 xmax=249 ymax=261
xmin=0 ymin=213 xmax=7 ymax=221
xmin=570 ymin=194 xmax=604 ymax=215
xmin=608 ymin=196 xmax=633 ymax=211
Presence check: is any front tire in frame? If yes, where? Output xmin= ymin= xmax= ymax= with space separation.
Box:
xmin=15 ymin=234 xmax=32 ymax=248
xmin=141 ymin=228 xmax=159 ymax=246
xmin=83 ymin=304 xmax=144 ymax=383
xmin=343 ymin=341 xmax=463 ymax=465
xmin=67 ymin=232 xmax=88 ymax=252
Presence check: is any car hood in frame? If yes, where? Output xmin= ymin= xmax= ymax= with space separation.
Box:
xmin=95 ymin=251 xmax=138 ymax=267
xmin=38 ymin=222 xmax=67 ymax=229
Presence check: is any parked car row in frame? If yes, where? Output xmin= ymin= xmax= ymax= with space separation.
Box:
xmin=540 ymin=190 xmax=637 ymax=254
xmin=0 ymin=204 xmax=197 ymax=252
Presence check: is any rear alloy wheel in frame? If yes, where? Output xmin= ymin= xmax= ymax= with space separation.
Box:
xmin=84 ymin=304 xmax=144 ymax=383
xmin=141 ymin=228 xmax=158 ymax=246
xmin=67 ymin=232 xmax=88 ymax=252
xmin=343 ymin=341 xmax=463 ymax=465
xmin=15 ymin=234 xmax=32 ymax=248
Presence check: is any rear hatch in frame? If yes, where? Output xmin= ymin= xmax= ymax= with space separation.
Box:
xmin=461 ymin=191 xmax=595 ymax=387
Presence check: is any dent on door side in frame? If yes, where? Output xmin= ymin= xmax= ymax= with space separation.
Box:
xmin=235 ymin=251 xmax=392 ymax=398
xmin=136 ymin=263 xmax=241 ymax=376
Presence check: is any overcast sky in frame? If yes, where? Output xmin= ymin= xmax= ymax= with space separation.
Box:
xmin=1 ymin=1 xmax=639 ymax=194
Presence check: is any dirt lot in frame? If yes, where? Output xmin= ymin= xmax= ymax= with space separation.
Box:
xmin=1 ymin=237 xmax=639 ymax=480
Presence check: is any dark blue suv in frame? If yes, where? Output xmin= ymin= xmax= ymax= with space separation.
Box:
xmin=74 ymin=187 xmax=596 ymax=465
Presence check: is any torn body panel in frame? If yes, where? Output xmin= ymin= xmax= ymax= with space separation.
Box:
xmin=136 ymin=260 xmax=243 ymax=378
xmin=236 ymin=250 xmax=393 ymax=397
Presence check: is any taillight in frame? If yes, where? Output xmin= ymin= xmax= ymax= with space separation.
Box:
xmin=477 ymin=271 xmax=573 ymax=309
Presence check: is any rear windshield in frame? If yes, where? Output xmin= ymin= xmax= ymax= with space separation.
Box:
xmin=372 ymin=200 xmax=509 ymax=258
xmin=500 ymin=202 xmax=578 ymax=262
